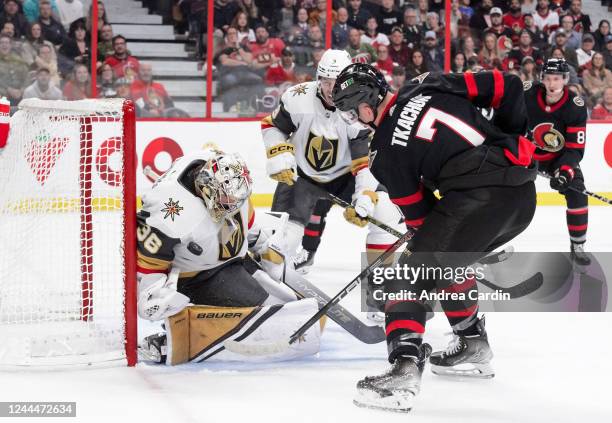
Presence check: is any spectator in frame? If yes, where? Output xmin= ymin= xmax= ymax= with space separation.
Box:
xmin=1 ymin=21 xmax=17 ymax=41
xmin=332 ymin=6 xmax=350 ymax=49
xmin=361 ymin=16 xmax=390 ymax=49
xmin=519 ymin=56 xmax=539 ymax=82
xmin=62 ymin=63 xmax=91 ymax=100
xmin=131 ymin=62 xmax=174 ymax=117
xmin=346 ymin=27 xmax=376 ymax=63
xmin=23 ymin=66 xmax=62 ymax=100
xmin=114 ymin=77 xmax=132 ymax=101
xmin=523 ymin=12 xmax=548 ymax=49
xmin=104 ymin=35 xmax=140 ymax=82
xmin=533 ymin=0 xmax=559 ymax=35
xmin=377 ymin=0 xmax=402 ymax=35
xmin=307 ymin=24 xmax=324 ymax=51
xmin=265 ymin=46 xmax=296 ymax=85
xmin=373 ymin=44 xmax=395 ymax=76
xmin=249 ymin=25 xmax=285 ymax=73
xmin=470 ymin=0 xmax=494 ymax=33
xmin=422 ymin=30 xmax=444 ymax=71
xmin=388 ymin=26 xmax=411 ymax=68
xmin=308 ymin=0 xmax=327 ymax=29
xmin=522 ymin=0 xmax=537 ymax=15
xmin=390 ymin=65 xmax=406 ymax=91
xmin=23 ymin=0 xmax=60 ymax=23
xmin=503 ymin=0 xmax=525 ymax=34
xmin=593 ymin=20 xmax=610 ymax=52
xmin=558 ymin=15 xmax=581 ymax=50
xmin=275 ymin=0 xmax=296 ymax=40
xmin=548 ymin=29 xmax=579 ymax=69
xmin=485 ymin=7 xmax=514 ymax=39
xmin=38 ymin=0 xmax=66 ymax=46
xmin=86 ymin=0 xmax=108 ymax=33
xmin=406 ymin=49 xmax=428 ymax=78
xmin=0 ymin=0 xmax=28 ymax=39
xmin=231 ymin=11 xmax=256 ymax=45
xmin=294 ymin=7 xmax=310 ymax=39
xmin=567 ymin=0 xmax=591 ymax=34
xmin=549 ymin=46 xmax=580 ymax=84
xmin=423 ymin=11 xmax=444 ymax=40
xmin=452 ymin=51 xmax=467 ymax=72
xmin=458 ymin=0 xmax=475 ymax=25
xmin=56 ymin=0 xmax=84 ymax=31
xmin=35 ymin=44 xmax=60 ymax=85
xmin=461 ymin=35 xmax=479 ymax=62
xmin=97 ymin=62 xmax=116 ymax=98
xmin=98 ymin=24 xmax=114 ymax=60
xmin=237 ymin=0 xmax=260 ymax=26
xmin=576 ymin=33 xmax=596 ymax=70
xmin=58 ymin=18 xmax=90 ymax=76
xmin=416 ymin=0 xmax=429 ymax=23
xmin=214 ymin=0 xmax=240 ymax=33
xmin=0 ymin=34 xmax=28 ymax=105
xmin=478 ymin=32 xmax=503 ymax=70
xmin=20 ymin=22 xmax=56 ymax=66
xmin=215 ymin=26 xmax=258 ymax=89
xmin=346 ymin=0 xmax=372 ymax=31
xmin=590 ymin=87 xmax=612 ymax=120
xmin=582 ymin=52 xmax=612 ymax=107
xmin=604 ymin=35 xmax=612 ymax=71
xmin=402 ymin=6 xmax=421 ymax=50
xmin=507 ymin=29 xmax=543 ymax=70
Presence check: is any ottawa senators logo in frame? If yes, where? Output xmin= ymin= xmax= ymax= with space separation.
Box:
xmin=218 ymin=212 xmax=244 ymax=260
xmin=532 ymin=123 xmax=566 ymax=152
xmin=305 ymin=132 xmax=338 ymax=171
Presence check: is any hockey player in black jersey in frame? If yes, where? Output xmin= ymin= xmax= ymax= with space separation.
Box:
xmin=524 ymin=58 xmax=590 ymax=265
xmin=332 ymin=65 xmax=538 ymax=412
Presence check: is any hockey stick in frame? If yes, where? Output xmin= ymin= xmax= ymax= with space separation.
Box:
xmin=538 ymin=171 xmax=612 ymax=205
xmin=478 ymin=271 xmax=543 ymax=299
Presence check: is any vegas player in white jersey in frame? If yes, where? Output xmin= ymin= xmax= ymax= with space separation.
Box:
xmin=136 ymin=148 xmax=306 ymax=363
xmin=260 ymin=50 xmax=405 ymax=278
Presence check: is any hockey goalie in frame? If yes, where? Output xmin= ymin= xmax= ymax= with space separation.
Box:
xmin=136 ymin=147 xmax=321 ymax=365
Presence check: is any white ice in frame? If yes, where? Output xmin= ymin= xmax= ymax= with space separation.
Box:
xmin=1 ymin=205 xmax=612 ymax=423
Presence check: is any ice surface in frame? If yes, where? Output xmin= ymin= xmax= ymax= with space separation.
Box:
xmin=1 ymin=206 xmax=611 ymax=423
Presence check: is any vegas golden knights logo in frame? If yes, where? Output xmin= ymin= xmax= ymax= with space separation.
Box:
xmin=218 ymin=213 xmax=245 ymax=260
xmin=305 ymin=132 xmax=338 ymax=172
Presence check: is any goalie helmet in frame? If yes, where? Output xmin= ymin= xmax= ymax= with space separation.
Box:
xmin=194 ymin=152 xmax=252 ymax=222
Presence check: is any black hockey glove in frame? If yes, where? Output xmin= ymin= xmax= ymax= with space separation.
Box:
xmin=550 ymin=166 xmax=574 ymax=193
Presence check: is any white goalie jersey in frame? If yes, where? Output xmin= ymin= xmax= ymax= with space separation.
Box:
xmin=137 ymin=151 xmax=254 ymax=277
xmin=261 ymin=81 xmax=373 ymax=183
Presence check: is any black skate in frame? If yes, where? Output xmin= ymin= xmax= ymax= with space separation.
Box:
xmin=138 ymin=332 xmax=167 ymax=364
xmin=571 ymin=242 xmax=591 ymax=266
xmin=430 ymin=317 xmax=494 ymax=378
xmin=353 ymin=344 xmax=432 ymax=413
xmin=293 ymin=248 xmax=315 ymax=274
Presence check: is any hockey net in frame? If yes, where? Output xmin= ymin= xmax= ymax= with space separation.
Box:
xmin=0 ymin=98 xmax=136 ymax=367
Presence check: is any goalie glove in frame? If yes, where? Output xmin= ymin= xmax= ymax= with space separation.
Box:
xmin=137 ymin=272 xmax=190 ymax=321
xmin=550 ymin=166 xmax=574 ymax=193
xmin=266 ymin=143 xmax=296 ymax=185
xmin=344 ymin=190 xmax=378 ymax=227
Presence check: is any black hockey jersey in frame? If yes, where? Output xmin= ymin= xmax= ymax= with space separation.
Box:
xmin=369 ymin=70 xmax=535 ymax=229
xmin=523 ymin=81 xmax=588 ymax=170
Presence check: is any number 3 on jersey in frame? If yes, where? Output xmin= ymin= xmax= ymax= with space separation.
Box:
xmin=416 ymin=108 xmax=485 ymax=146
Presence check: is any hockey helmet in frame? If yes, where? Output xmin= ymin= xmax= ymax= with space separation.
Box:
xmin=317 ymin=49 xmax=353 ymax=80
xmin=541 ymin=58 xmax=570 ymax=83
xmin=194 ymin=152 xmax=252 ymax=222
xmin=332 ymin=63 xmax=389 ymax=124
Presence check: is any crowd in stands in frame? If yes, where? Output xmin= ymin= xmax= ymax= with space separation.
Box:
xmin=0 ymin=0 xmax=178 ymax=117
xmin=171 ymin=0 xmax=610 ymax=118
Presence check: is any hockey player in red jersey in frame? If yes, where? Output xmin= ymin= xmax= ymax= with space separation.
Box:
xmin=332 ymin=65 xmax=537 ymax=412
xmin=524 ymin=58 xmax=590 ymax=265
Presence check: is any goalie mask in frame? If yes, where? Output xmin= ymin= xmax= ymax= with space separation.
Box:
xmin=194 ymin=153 xmax=252 ymax=222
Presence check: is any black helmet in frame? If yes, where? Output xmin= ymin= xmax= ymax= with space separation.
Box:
xmin=332 ymin=63 xmax=389 ymax=113
xmin=541 ymin=58 xmax=570 ymax=79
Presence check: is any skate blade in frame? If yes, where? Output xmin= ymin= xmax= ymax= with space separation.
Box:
xmin=353 ymin=390 xmax=414 ymax=413
xmin=431 ymin=362 xmax=495 ymax=379
xmin=294 ymin=265 xmax=312 ymax=275
xmin=366 ymin=312 xmax=385 ymax=326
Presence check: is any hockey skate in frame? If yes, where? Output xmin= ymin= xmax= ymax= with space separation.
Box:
xmin=571 ymin=242 xmax=591 ymax=266
xmin=138 ymin=333 xmax=167 ymax=364
xmin=430 ymin=317 xmax=494 ymax=378
xmin=292 ymin=248 xmax=315 ymax=274
xmin=353 ymin=344 xmax=432 ymax=413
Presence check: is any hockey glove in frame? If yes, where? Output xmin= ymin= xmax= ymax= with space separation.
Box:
xmin=344 ymin=190 xmax=378 ymax=227
xmin=266 ymin=143 xmax=296 ymax=186
xmin=138 ymin=273 xmax=190 ymax=321
xmin=550 ymin=166 xmax=574 ymax=193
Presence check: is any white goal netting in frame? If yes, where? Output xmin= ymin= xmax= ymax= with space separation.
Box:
xmin=0 ymin=99 xmax=136 ymax=367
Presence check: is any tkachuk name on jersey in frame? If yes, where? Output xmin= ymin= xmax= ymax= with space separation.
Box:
xmin=391 ymin=94 xmax=432 ymax=147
